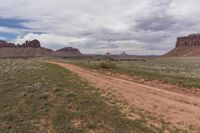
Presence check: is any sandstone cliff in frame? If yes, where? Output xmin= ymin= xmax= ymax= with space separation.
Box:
xmin=165 ymin=34 xmax=200 ymax=56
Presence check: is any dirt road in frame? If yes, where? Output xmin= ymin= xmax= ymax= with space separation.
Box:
xmin=48 ymin=61 xmax=200 ymax=129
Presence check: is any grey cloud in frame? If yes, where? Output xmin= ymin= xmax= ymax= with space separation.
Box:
xmin=0 ymin=0 xmax=200 ymax=55
xmin=71 ymin=40 xmax=120 ymax=49
xmin=134 ymin=0 xmax=177 ymax=32
xmin=135 ymin=16 xmax=176 ymax=32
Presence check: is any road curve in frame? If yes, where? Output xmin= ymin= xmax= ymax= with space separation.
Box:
xmin=47 ymin=61 xmax=200 ymax=129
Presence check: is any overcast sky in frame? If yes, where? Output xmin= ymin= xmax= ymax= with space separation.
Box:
xmin=0 ymin=0 xmax=200 ymax=55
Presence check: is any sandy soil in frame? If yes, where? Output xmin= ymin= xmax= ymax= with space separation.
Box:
xmin=47 ymin=61 xmax=200 ymax=129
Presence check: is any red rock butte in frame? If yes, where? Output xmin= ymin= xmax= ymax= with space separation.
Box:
xmin=176 ymin=34 xmax=200 ymax=47
xmin=165 ymin=34 xmax=200 ymax=57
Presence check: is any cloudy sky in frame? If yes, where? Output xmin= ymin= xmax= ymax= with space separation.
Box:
xmin=0 ymin=0 xmax=200 ymax=55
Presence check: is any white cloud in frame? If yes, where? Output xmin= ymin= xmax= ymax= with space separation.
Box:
xmin=0 ymin=26 xmax=24 ymax=34
xmin=15 ymin=33 xmax=88 ymax=50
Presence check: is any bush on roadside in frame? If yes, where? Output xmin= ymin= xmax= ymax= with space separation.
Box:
xmin=98 ymin=60 xmax=117 ymax=69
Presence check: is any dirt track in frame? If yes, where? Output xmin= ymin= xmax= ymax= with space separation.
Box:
xmin=48 ymin=61 xmax=200 ymax=129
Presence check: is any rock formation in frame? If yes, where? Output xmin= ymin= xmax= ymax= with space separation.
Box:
xmin=165 ymin=34 xmax=200 ymax=56
xmin=55 ymin=47 xmax=81 ymax=57
xmin=0 ymin=40 xmax=7 ymax=47
xmin=121 ymin=51 xmax=128 ymax=56
xmin=105 ymin=52 xmax=111 ymax=56
xmin=0 ymin=39 xmax=52 ymax=58
xmin=176 ymin=34 xmax=200 ymax=47
xmin=0 ymin=39 xmax=41 ymax=48
xmin=0 ymin=40 xmax=81 ymax=58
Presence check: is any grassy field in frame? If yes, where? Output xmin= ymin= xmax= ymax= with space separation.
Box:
xmin=0 ymin=59 xmax=183 ymax=133
xmin=64 ymin=57 xmax=200 ymax=89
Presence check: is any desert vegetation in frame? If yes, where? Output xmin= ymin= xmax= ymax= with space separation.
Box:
xmin=0 ymin=59 xmax=182 ymax=132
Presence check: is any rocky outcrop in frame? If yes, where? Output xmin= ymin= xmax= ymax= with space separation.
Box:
xmin=0 ymin=40 xmax=82 ymax=58
xmin=0 ymin=39 xmax=53 ymax=58
xmin=55 ymin=47 xmax=81 ymax=57
xmin=0 ymin=39 xmax=41 ymax=48
xmin=165 ymin=34 xmax=200 ymax=57
xmin=176 ymin=34 xmax=200 ymax=47
xmin=0 ymin=40 xmax=7 ymax=47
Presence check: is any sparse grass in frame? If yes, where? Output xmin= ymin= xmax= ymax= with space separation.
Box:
xmin=0 ymin=59 xmax=181 ymax=133
xmin=62 ymin=57 xmax=200 ymax=89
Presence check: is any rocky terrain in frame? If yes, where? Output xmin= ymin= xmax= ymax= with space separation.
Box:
xmin=165 ymin=34 xmax=200 ymax=56
xmin=0 ymin=40 xmax=81 ymax=58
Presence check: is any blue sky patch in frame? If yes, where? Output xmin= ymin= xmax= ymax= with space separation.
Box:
xmin=0 ymin=17 xmax=31 ymax=40
xmin=0 ymin=32 xmax=17 ymax=41
xmin=0 ymin=17 xmax=29 ymax=29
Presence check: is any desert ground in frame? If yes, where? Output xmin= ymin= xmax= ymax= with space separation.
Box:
xmin=1 ymin=0 xmax=200 ymax=132
xmin=1 ymin=57 xmax=200 ymax=132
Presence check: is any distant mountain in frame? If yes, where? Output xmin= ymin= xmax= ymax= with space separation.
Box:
xmin=55 ymin=47 xmax=81 ymax=57
xmin=165 ymin=34 xmax=200 ymax=57
xmin=0 ymin=40 xmax=81 ymax=58
xmin=120 ymin=51 xmax=129 ymax=58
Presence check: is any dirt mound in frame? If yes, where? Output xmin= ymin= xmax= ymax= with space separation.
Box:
xmin=165 ymin=34 xmax=200 ymax=56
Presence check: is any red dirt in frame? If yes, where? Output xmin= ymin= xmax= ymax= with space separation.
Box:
xmin=47 ymin=61 xmax=200 ymax=129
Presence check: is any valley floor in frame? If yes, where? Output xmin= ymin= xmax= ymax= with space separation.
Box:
xmin=0 ymin=59 xmax=176 ymax=133
xmin=1 ymin=59 xmax=200 ymax=132
xmin=47 ymin=61 xmax=200 ymax=132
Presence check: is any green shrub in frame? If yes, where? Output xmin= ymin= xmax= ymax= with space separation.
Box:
xmin=98 ymin=61 xmax=117 ymax=69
